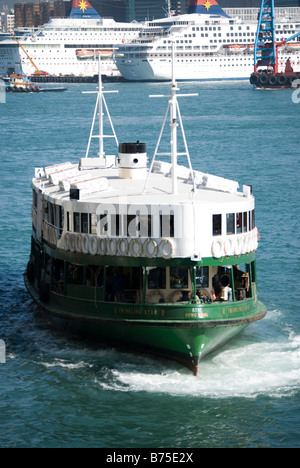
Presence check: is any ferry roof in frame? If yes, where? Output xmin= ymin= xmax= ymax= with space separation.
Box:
xmin=33 ymin=162 xmax=251 ymax=211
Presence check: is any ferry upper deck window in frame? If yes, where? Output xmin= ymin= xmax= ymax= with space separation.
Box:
xmin=227 ymin=213 xmax=235 ymax=235
xmin=213 ymin=214 xmax=222 ymax=236
xmin=74 ymin=212 xmax=80 ymax=233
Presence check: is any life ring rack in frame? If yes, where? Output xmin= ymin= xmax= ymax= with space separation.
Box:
xmin=63 ymin=233 xmax=174 ymax=259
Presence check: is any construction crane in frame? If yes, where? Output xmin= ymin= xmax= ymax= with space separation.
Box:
xmin=254 ymin=0 xmax=276 ymax=72
xmin=2 ymin=22 xmax=48 ymax=76
xmin=251 ymin=0 xmax=300 ymax=88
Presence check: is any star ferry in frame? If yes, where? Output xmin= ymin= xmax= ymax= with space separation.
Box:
xmin=24 ymin=52 xmax=267 ymax=375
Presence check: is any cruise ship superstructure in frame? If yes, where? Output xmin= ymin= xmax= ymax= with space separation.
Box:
xmin=115 ymin=0 xmax=300 ymax=81
xmin=0 ymin=0 xmax=143 ymax=77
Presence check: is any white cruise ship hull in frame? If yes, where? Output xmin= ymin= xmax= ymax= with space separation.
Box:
xmin=117 ymin=52 xmax=300 ymax=82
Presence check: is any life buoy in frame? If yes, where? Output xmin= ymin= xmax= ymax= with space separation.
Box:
xmin=64 ymin=233 xmax=70 ymax=251
xmin=89 ymin=235 xmax=98 ymax=256
xmin=81 ymin=234 xmax=90 ymax=254
xmin=159 ymin=239 xmax=173 ymax=259
xmin=253 ymin=228 xmax=259 ymax=250
xmin=75 ymin=234 xmax=82 ymax=253
xmin=117 ymin=238 xmax=129 ymax=256
xmin=245 ymin=233 xmax=251 ymax=253
xmin=129 ymin=238 xmax=142 ymax=257
xmin=69 ymin=234 xmax=76 ymax=252
xmin=98 ymin=238 xmax=107 ymax=255
xmin=143 ymin=239 xmax=158 ymax=258
xmin=107 ymin=238 xmax=117 ymax=256
xmin=211 ymin=239 xmax=224 ymax=259
xmin=224 ymin=238 xmax=234 ymax=256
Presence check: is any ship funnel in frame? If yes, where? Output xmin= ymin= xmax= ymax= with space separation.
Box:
xmin=69 ymin=0 xmax=101 ymax=19
xmin=188 ymin=0 xmax=230 ymax=18
xmin=118 ymin=142 xmax=147 ymax=180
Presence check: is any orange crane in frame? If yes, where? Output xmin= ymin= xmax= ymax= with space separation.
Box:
xmin=2 ymin=22 xmax=48 ymax=76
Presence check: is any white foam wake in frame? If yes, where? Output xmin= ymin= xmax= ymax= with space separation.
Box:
xmin=98 ymin=312 xmax=300 ymax=399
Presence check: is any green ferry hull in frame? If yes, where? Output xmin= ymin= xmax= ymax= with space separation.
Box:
xmin=24 ymin=274 xmax=266 ymax=375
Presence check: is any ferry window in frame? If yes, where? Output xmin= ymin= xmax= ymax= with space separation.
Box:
xmin=67 ymin=212 xmax=72 ymax=232
xmin=74 ymin=212 xmax=80 ymax=233
xmin=170 ymin=268 xmax=188 ymax=289
xmin=236 ymin=213 xmax=243 ymax=234
xmin=81 ymin=213 xmax=89 ymax=234
xmin=86 ymin=265 xmax=103 ymax=288
xmin=148 ymin=267 xmax=166 ymax=290
xmin=90 ymin=214 xmax=97 ymax=235
xmin=68 ymin=264 xmax=84 ymax=285
xmin=243 ymin=212 xmax=248 ymax=233
xmin=213 ymin=214 xmax=222 ymax=236
xmin=251 ymin=209 xmax=255 ymax=230
xmin=226 ymin=213 xmax=235 ymax=235
xmin=127 ymin=214 xmax=136 ymax=237
xmin=139 ymin=215 xmax=152 ymax=238
xmin=111 ymin=214 xmax=121 ymax=237
xmin=195 ymin=266 xmax=209 ymax=289
xmin=160 ymin=214 xmax=175 ymax=238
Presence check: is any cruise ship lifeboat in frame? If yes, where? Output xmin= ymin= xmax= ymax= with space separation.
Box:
xmin=76 ymin=49 xmax=95 ymax=60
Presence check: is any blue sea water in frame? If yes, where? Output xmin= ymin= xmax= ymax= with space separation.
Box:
xmin=0 ymin=81 xmax=299 ymax=448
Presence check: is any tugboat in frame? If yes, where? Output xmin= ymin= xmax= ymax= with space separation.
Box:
xmin=2 ymin=74 xmax=67 ymax=93
xmin=3 ymin=74 xmax=41 ymax=92
xmin=250 ymin=0 xmax=300 ymax=89
xmin=24 ymin=52 xmax=267 ymax=376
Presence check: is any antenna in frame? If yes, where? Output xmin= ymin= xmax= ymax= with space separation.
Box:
xmin=83 ymin=53 xmax=119 ymax=160
xmin=143 ymin=42 xmax=198 ymax=195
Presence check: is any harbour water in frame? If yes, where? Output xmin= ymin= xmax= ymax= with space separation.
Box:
xmin=0 ymin=81 xmax=299 ymax=448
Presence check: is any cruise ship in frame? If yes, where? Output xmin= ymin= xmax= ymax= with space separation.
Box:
xmin=0 ymin=0 xmax=142 ymax=77
xmin=115 ymin=0 xmax=300 ymax=81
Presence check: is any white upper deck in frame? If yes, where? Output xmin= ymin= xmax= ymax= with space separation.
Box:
xmin=31 ymin=53 xmax=259 ymax=262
